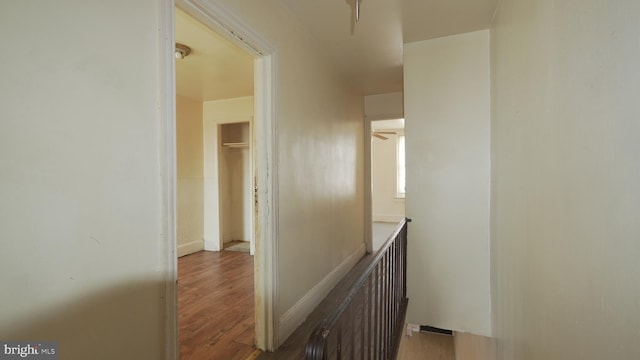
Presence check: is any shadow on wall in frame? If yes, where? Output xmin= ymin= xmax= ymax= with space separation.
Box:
xmin=0 ymin=280 xmax=167 ymax=360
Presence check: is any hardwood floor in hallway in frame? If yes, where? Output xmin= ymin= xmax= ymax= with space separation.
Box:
xmin=179 ymin=251 xmax=256 ymax=360
xmin=397 ymin=331 xmax=455 ymax=360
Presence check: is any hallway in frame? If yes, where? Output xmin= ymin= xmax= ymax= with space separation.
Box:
xmin=179 ymin=251 xmax=256 ymax=360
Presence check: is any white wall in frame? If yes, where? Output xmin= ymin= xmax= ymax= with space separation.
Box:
xmin=0 ymin=1 xmax=167 ymax=359
xmin=404 ymin=30 xmax=492 ymax=336
xmin=176 ymin=95 xmax=204 ymax=256
xmin=203 ymin=97 xmax=254 ymax=251
xmin=209 ymin=0 xmax=365 ymax=343
xmin=491 ymin=1 xmax=640 ymax=358
xmin=365 ymin=92 xmax=404 ymax=121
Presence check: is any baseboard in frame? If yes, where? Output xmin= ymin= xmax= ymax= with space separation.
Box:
xmin=204 ymin=238 xmax=220 ymax=251
xmin=278 ymin=243 xmax=367 ymax=343
xmin=177 ymin=240 xmax=204 ymax=257
xmin=373 ymin=214 xmax=405 ymax=223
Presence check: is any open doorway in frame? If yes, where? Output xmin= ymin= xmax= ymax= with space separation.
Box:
xmin=174 ymin=7 xmax=257 ymax=359
xmin=370 ymin=119 xmax=406 ymax=250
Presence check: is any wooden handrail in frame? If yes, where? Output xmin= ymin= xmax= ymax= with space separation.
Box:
xmin=305 ymin=218 xmax=411 ymax=360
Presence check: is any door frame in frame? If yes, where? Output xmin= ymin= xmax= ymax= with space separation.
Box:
xmin=364 ymin=114 xmax=405 ymax=253
xmin=160 ymin=0 xmax=279 ymax=356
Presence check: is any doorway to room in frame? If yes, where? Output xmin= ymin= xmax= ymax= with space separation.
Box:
xmin=174 ymin=7 xmax=257 ymax=359
xmin=370 ymin=118 xmax=406 ymax=250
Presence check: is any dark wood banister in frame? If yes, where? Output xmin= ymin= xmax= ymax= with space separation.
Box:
xmin=305 ymin=218 xmax=411 ymax=360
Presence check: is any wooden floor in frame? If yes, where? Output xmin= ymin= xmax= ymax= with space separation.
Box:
xmin=397 ymin=331 xmax=455 ymax=360
xmin=179 ymin=251 xmax=256 ymax=360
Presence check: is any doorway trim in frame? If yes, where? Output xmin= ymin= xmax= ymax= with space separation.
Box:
xmin=162 ymin=0 xmax=279 ymax=356
xmin=158 ymin=1 xmax=178 ymax=359
xmin=365 ymin=113 xmax=405 ymax=253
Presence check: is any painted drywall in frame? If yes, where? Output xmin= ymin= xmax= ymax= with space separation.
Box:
xmin=404 ymin=30 xmax=491 ymax=336
xmin=207 ymin=0 xmax=365 ymax=344
xmin=364 ymin=92 xmax=404 ymax=121
xmin=0 ymin=1 xmax=166 ymax=359
xmin=371 ymin=130 xmax=405 ymax=222
xmin=491 ymin=1 xmax=640 ymax=358
xmin=177 ymin=95 xmax=205 ymax=256
xmin=203 ymin=97 xmax=254 ymax=251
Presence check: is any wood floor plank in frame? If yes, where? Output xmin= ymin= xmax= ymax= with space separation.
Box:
xmin=179 ymin=251 xmax=255 ymax=360
xmin=397 ymin=331 xmax=455 ymax=360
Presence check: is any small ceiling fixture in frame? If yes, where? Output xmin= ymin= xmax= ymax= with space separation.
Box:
xmin=175 ymin=43 xmax=192 ymax=59
xmin=347 ymin=0 xmax=362 ymax=35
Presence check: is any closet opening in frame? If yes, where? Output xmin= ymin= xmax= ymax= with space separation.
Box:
xmin=219 ymin=121 xmax=254 ymax=254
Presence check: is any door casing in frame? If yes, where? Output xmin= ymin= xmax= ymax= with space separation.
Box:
xmin=160 ymin=0 xmax=279 ymax=356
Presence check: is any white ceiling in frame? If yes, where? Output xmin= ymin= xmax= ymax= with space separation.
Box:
xmin=282 ymin=0 xmax=498 ymax=95
xmin=282 ymin=0 xmax=404 ymax=95
xmin=175 ymin=0 xmax=498 ymax=100
xmin=402 ymin=0 xmax=498 ymax=43
xmin=175 ymin=8 xmax=253 ymax=102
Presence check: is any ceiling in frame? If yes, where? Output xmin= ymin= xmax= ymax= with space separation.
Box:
xmin=281 ymin=0 xmax=498 ymax=95
xmin=175 ymin=8 xmax=253 ymax=102
xmin=175 ymin=0 xmax=498 ymax=101
xmin=282 ymin=0 xmax=404 ymax=95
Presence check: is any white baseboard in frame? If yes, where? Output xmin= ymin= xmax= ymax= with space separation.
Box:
xmin=278 ymin=243 xmax=367 ymax=343
xmin=203 ymin=238 xmax=220 ymax=251
xmin=373 ymin=214 xmax=404 ymax=223
xmin=177 ymin=240 xmax=204 ymax=257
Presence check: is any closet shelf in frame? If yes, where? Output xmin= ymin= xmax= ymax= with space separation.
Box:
xmin=222 ymin=142 xmax=249 ymax=148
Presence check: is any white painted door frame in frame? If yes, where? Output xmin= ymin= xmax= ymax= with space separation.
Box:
xmin=363 ymin=119 xmax=373 ymax=253
xmin=158 ymin=2 xmax=178 ymax=359
xmin=160 ymin=0 xmax=279 ymax=356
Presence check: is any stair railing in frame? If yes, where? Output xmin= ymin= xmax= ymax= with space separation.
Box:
xmin=305 ymin=218 xmax=411 ymax=360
